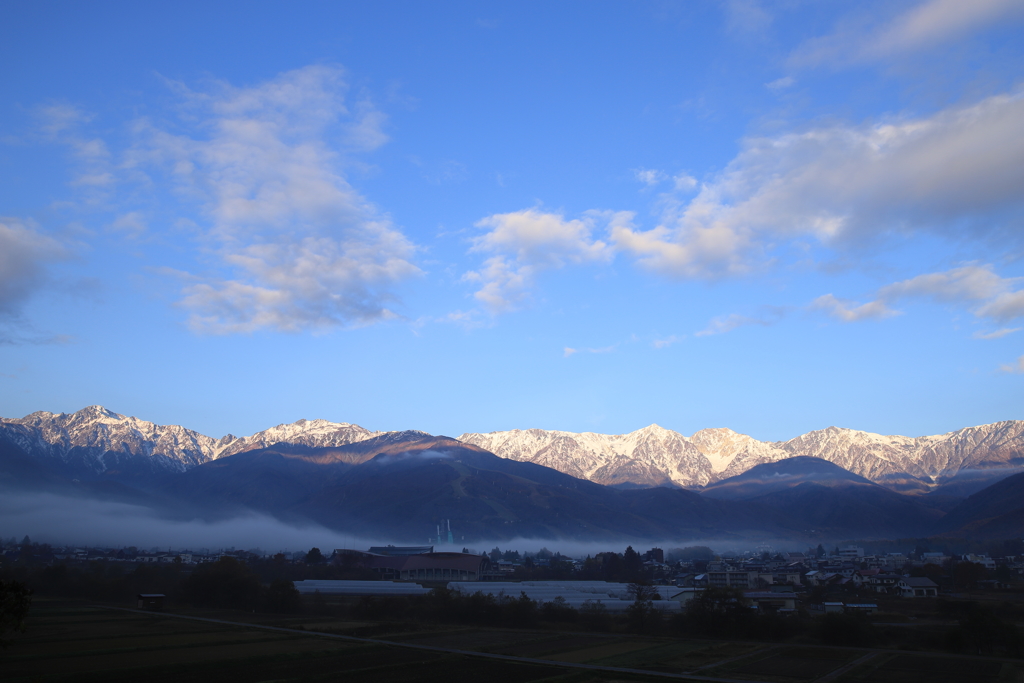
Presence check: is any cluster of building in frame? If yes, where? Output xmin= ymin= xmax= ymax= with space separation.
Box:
xmin=341 ymin=545 xmax=500 ymax=581
xmin=1 ymin=543 xmax=270 ymax=565
xmin=663 ymin=544 xmax=1024 ymax=612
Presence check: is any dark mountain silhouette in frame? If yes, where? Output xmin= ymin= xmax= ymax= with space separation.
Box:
xmin=701 ymin=457 xmax=944 ymax=538
xmin=926 ymin=467 xmax=1023 ymax=499
xmin=701 ymin=457 xmax=874 ymax=499
xmin=147 ymin=435 xmax=945 ymax=541
xmin=163 ymin=433 xmax=793 ymax=541
xmin=0 ymin=433 xmax=69 ymax=490
xmin=936 ymin=471 xmax=1024 ymax=538
xmin=4 ymin=430 xmax=1003 ymax=541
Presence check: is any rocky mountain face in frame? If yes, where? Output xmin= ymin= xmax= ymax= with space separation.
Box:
xmin=0 ymin=406 xmax=378 ymax=477
xmin=458 ymin=421 xmax=1024 ymax=492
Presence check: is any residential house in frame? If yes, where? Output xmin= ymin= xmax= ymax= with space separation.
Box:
xmin=898 ymin=576 xmax=938 ymax=597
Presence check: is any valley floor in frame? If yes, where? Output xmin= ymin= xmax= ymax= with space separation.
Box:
xmin=4 ymin=599 xmax=1024 ymax=682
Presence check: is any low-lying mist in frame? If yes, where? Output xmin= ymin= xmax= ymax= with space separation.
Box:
xmin=0 ymin=487 xmax=821 ymax=556
xmin=0 ymin=489 xmax=374 ymax=553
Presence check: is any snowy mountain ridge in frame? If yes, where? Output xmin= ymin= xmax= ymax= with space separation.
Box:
xmin=458 ymin=421 xmax=1024 ymax=490
xmin=0 ymin=405 xmax=379 ymax=475
xmin=1 ymin=405 xmax=1022 ymax=491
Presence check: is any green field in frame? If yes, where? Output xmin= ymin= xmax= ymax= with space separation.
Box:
xmin=4 ymin=599 xmax=1024 ymax=682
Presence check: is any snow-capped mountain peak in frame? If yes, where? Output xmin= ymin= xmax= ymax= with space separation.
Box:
xmin=459 ymin=420 xmax=1024 ymax=490
xmin=2 ymin=406 xmax=1022 ymax=493
xmin=0 ymin=406 xmax=379 ymax=475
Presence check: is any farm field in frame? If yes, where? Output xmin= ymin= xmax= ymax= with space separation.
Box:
xmin=4 ymin=599 xmax=1024 ymax=682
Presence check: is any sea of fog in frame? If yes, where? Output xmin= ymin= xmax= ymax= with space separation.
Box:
xmin=0 ymin=488 xmax=818 ymax=556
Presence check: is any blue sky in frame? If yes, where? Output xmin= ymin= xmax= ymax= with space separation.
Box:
xmin=1 ymin=0 xmax=1023 ymax=442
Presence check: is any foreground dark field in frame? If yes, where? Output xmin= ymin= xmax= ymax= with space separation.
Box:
xmin=5 ymin=599 xmax=1024 ymax=683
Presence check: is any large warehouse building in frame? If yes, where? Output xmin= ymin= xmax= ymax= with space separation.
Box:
xmin=334 ymin=547 xmax=498 ymax=581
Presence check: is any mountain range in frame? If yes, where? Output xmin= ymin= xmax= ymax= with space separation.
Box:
xmin=4 ymin=406 xmax=1023 ymax=493
xmin=458 ymin=422 xmax=1024 ymax=493
xmin=2 ymin=406 xmax=1024 ymax=541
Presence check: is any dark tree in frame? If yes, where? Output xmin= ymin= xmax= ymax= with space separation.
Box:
xmin=679 ymin=586 xmax=752 ymax=638
xmin=182 ymin=556 xmax=263 ymax=611
xmin=623 ymin=546 xmax=643 ymax=580
xmin=626 ymin=582 xmax=661 ymax=632
xmin=263 ymin=579 xmax=302 ymax=614
xmin=0 ymin=579 xmax=32 ymax=646
xmin=305 ymin=547 xmax=326 ymax=564
xmin=953 ymin=561 xmax=987 ymax=591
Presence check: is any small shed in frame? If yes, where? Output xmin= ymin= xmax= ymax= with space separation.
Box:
xmin=743 ymin=591 xmax=797 ymax=612
xmin=137 ymin=593 xmax=166 ymax=610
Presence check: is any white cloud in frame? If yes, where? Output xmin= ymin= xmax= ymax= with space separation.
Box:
xmin=634 ymin=168 xmax=666 ymax=186
xmin=977 ymin=291 xmax=1024 ymax=325
xmin=696 ymin=309 xmax=782 ymax=335
xmin=790 ymin=0 xmax=1024 ymax=67
xmin=466 ymin=209 xmax=620 ymax=313
xmin=974 ymin=328 xmax=1020 ymax=340
xmin=613 ymin=91 xmax=1024 ymax=279
xmin=132 ymin=65 xmax=419 ymax=333
xmin=877 ymin=264 xmax=1014 ymax=303
xmin=36 ymin=104 xmax=115 ymax=199
xmin=110 ymin=212 xmax=147 ymax=237
xmin=810 ymin=294 xmax=899 ymax=323
xmin=813 ymin=264 xmax=1024 ymax=328
xmin=999 ymin=356 xmax=1024 ymax=374
xmin=563 ymin=344 xmax=616 ymax=358
xmin=36 ymin=104 xmax=91 ymax=138
xmin=652 ymin=334 xmax=684 ymax=349
xmin=724 ymin=0 xmax=772 ymax=36
xmin=672 ymin=173 xmax=698 ymax=192
xmin=766 ymin=76 xmax=795 ymax=91
xmin=879 ymin=264 xmax=1024 ymax=325
xmin=0 ymin=217 xmax=68 ymax=319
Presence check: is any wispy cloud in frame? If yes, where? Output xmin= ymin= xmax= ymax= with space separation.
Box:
xmin=724 ymin=0 xmax=772 ymax=36
xmin=652 ymin=334 xmax=685 ymax=349
xmin=109 ymin=211 xmax=147 ymax=237
xmin=130 ymin=65 xmax=420 ymax=334
xmin=999 ymin=355 xmax=1024 ymax=374
xmin=789 ymin=0 xmax=1024 ymax=68
xmin=812 ymin=264 xmax=1024 ymax=328
xmin=634 ymin=168 xmax=667 ymax=187
xmin=695 ymin=310 xmax=783 ymax=336
xmin=877 ymin=264 xmax=1016 ymax=303
xmin=613 ymin=91 xmax=1024 ymax=279
xmin=465 ymin=209 xmax=622 ymax=314
xmin=0 ymin=217 xmax=70 ymax=342
xmin=35 ymin=104 xmax=116 ymax=202
xmin=810 ymin=294 xmax=900 ymax=323
xmin=564 ymin=344 xmax=616 ymax=358
xmin=765 ymin=76 xmax=795 ymax=91
xmin=877 ymin=265 xmax=1024 ymax=325
xmin=974 ymin=328 xmax=1021 ymax=340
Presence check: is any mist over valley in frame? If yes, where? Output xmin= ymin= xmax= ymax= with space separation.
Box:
xmin=3 ymin=406 xmax=1024 ymax=547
